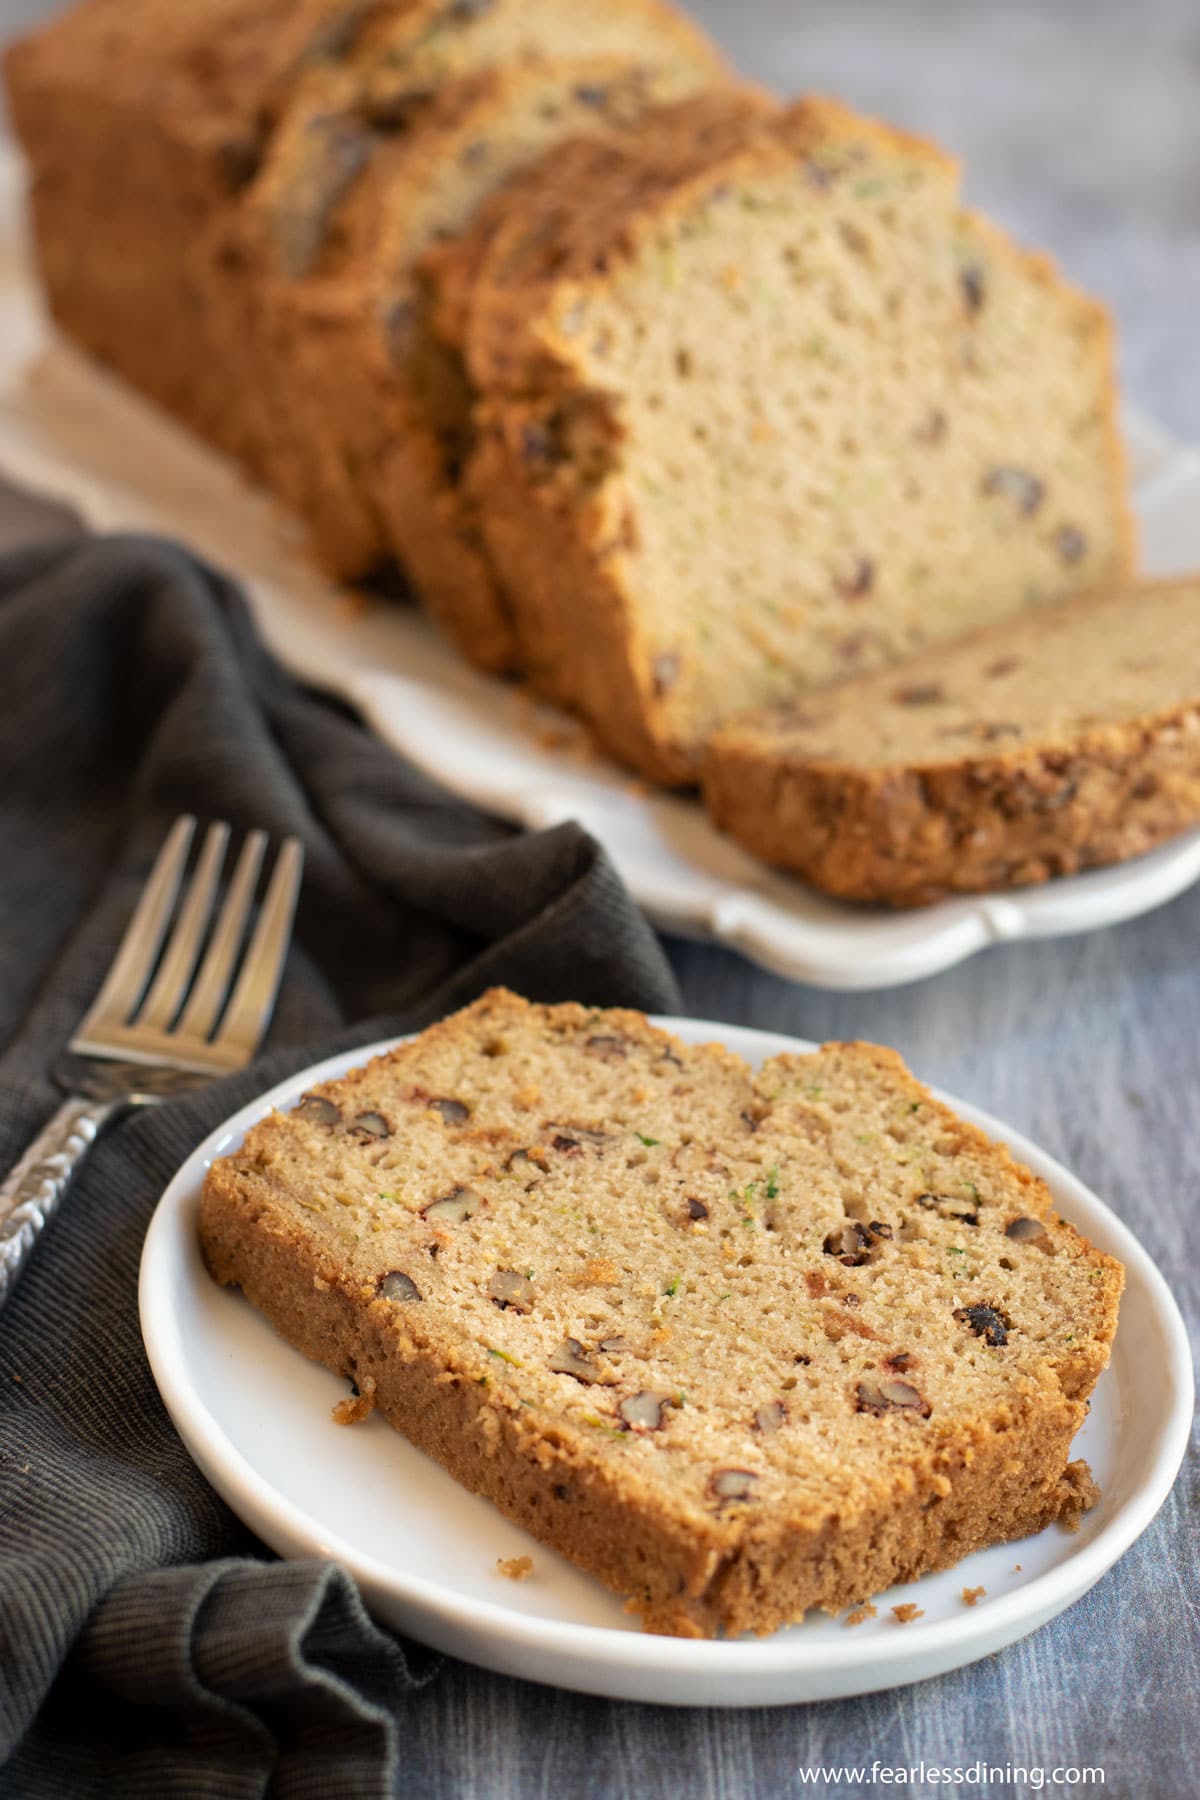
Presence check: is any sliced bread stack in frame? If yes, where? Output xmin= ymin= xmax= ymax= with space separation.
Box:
xmin=200 ymin=989 xmax=1121 ymax=1637
xmin=225 ymin=50 xmax=735 ymax=606
xmin=428 ymin=92 xmax=1132 ymax=781
xmin=5 ymin=0 xmax=728 ymax=482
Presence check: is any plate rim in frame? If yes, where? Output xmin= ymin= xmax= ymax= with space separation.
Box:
xmin=139 ymin=1018 xmax=1194 ymax=1694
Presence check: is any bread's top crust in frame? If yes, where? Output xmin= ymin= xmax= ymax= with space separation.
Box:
xmin=447 ymin=92 xmax=960 ymax=392
xmin=4 ymin=0 xmax=728 ymax=171
xmin=3 ymin=0 xmax=367 ymax=132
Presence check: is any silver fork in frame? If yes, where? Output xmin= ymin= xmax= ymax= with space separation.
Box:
xmin=0 ymin=815 xmax=303 ymax=1307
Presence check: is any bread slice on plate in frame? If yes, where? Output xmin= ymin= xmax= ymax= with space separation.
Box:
xmin=436 ymin=91 xmax=1133 ymax=783
xmin=703 ymin=576 xmax=1200 ymax=906
xmin=200 ymin=990 xmax=1122 ymax=1638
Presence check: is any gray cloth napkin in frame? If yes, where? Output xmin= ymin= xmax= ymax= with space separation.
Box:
xmin=0 ymin=528 xmax=681 ymax=1797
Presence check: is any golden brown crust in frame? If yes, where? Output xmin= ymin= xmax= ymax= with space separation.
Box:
xmin=466 ymin=420 xmax=697 ymax=780
xmin=703 ymin=578 xmax=1200 ymax=905
xmin=705 ymin=709 xmax=1200 ymax=906
xmin=198 ymin=990 xmax=1122 ymax=1637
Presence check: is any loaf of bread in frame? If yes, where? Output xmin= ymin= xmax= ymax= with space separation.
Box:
xmin=434 ymin=92 xmax=1133 ymax=782
xmin=230 ymin=48 xmax=728 ymax=607
xmin=5 ymin=0 xmax=724 ymax=488
xmin=703 ymin=576 xmax=1200 ymax=905
xmin=3 ymin=0 xmax=374 ymax=453
xmin=200 ymin=989 xmax=1121 ymax=1638
xmin=10 ymin=0 xmax=1146 ymax=881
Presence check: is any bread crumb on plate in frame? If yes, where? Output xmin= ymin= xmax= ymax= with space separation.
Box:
xmin=331 ymin=1375 xmax=376 ymax=1425
xmin=496 ymin=1555 xmax=534 ymax=1582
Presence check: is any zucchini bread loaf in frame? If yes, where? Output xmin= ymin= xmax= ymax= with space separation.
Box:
xmin=3 ymin=0 xmax=376 ymax=449
xmin=703 ymin=575 xmax=1200 ymax=905
xmin=435 ymin=92 xmax=1133 ymax=782
xmin=5 ymin=0 xmax=724 ymax=480
xmin=228 ymin=49 xmax=730 ymax=598
xmin=200 ymin=989 xmax=1121 ymax=1638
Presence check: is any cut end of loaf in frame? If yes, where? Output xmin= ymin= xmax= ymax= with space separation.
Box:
xmin=448 ymin=89 xmax=1133 ymax=782
xmin=702 ymin=576 xmax=1200 ymax=905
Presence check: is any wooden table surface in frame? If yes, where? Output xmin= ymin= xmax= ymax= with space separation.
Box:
xmin=2 ymin=1 xmax=1197 ymax=1794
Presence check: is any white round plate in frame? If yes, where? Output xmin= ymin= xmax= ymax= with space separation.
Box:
xmin=4 ymin=150 xmax=1200 ymax=992
xmin=139 ymin=1020 xmax=1192 ymax=1707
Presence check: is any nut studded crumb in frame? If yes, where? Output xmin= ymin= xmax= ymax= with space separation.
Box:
xmin=703 ymin=577 xmax=1200 ymax=905
xmin=844 ymin=1603 xmax=878 ymax=1627
xmin=962 ymin=1586 xmax=986 ymax=1606
xmin=199 ymin=989 xmax=1121 ymax=1638
xmin=891 ymin=1603 xmax=925 ymax=1624
xmin=496 ymin=1554 xmax=535 ymax=1581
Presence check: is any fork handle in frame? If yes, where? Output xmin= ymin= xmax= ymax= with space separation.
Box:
xmin=0 ymin=1096 xmax=124 ymax=1308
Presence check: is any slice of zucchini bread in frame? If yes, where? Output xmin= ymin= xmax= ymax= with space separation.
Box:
xmin=200 ymin=989 xmax=1122 ymax=1638
xmin=437 ymin=92 xmax=1133 ymax=783
xmin=362 ymin=65 xmax=741 ymax=664
xmin=703 ymin=575 xmax=1200 ymax=905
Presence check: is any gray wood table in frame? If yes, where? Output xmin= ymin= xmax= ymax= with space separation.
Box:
xmin=2 ymin=0 xmax=1197 ymax=1794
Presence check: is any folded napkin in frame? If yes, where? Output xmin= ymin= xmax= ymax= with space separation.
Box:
xmin=0 ymin=524 xmax=680 ymax=1797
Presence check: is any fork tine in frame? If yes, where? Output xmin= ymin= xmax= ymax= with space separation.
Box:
xmin=72 ymin=815 xmax=196 ymax=1045
xmin=210 ymin=837 xmax=304 ymax=1057
xmin=173 ymin=830 xmax=267 ymax=1042
xmin=135 ymin=821 xmax=230 ymax=1032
